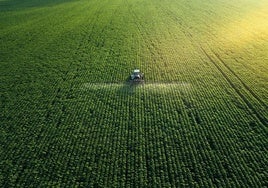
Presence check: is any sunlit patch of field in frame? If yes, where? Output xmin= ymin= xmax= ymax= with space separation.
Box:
xmin=218 ymin=3 xmax=268 ymax=48
xmin=215 ymin=2 xmax=268 ymax=50
xmin=1 ymin=0 xmax=267 ymax=187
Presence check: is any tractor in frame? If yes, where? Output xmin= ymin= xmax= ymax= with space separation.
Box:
xmin=130 ymin=69 xmax=144 ymax=83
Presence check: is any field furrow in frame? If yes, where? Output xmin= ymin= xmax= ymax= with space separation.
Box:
xmin=1 ymin=0 xmax=267 ymax=187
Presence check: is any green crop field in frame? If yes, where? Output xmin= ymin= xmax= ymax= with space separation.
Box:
xmin=1 ymin=0 xmax=267 ymax=187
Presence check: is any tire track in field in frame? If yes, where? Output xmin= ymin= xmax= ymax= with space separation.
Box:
xmin=211 ymin=50 xmax=268 ymax=109
xmin=143 ymin=3 xmax=267 ymax=186
xmin=200 ymin=47 xmax=267 ymax=125
xmin=159 ymin=4 xmax=267 ymax=126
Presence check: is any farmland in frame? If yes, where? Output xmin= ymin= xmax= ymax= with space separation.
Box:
xmin=0 ymin=0 xmax=268 ymax=187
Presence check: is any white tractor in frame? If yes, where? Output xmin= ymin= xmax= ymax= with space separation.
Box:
xmin=130 ymin=69 xmax=144 ymax=83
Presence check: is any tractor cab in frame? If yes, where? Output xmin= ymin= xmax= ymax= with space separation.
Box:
xmin=130 ymin=69 xmax=144 ymax=82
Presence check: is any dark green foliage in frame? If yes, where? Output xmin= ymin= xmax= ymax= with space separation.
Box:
xmin=1 ymin=0 xmax=267 ymax=187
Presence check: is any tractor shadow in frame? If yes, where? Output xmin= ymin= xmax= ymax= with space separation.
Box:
xmin=117 ymin=77 xmax=144 ymax=95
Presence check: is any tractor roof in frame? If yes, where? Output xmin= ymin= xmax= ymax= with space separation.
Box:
xmin=133 ymin=69 xmax=140 ymax=73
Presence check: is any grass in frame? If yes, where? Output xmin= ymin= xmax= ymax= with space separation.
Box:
xmin=0 ymin=0 xmax=267 ymax=187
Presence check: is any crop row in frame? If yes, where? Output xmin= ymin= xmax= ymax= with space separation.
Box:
xmin=1 ymin=0 xmax=267 ymax=187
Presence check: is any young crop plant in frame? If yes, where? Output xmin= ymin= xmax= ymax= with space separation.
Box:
xmin=0 ymin=0 xmax=267 ymax=187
